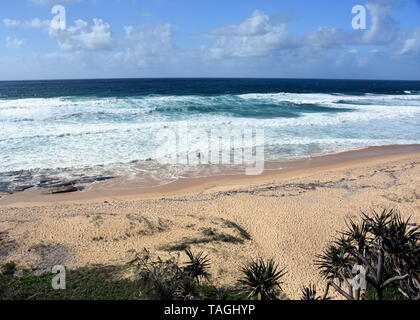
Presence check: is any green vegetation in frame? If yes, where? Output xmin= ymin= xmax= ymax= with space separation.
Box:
xmin=365 ymin=283 xmax=407 ymax=300
xmin=159 ymin=232 xmax=245 ymax=252
xmin=0 ymin=209 xmax=418 ymax=300
xmin=184 ymin=249 xmax=211 ymax=282
xmin=300 ymin=284 xmax=330 ymax=300
xmin=1 ymin=262 xmax=17 ymax=276
xmin=128 ymin=248 xmax=242 ymax=300
xmin=0 ymin=266 xmax=143 ymax=300
xmin=238 ymin=258 xmax=286 ymax=300
xmin=316 ymin=209 xmax=419 ymax=300
xmin=221 ymin=219 xmax=252 ymax=240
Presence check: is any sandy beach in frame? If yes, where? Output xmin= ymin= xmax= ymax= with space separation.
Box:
xmin=0 ymin=145 xmax=419 ymax=299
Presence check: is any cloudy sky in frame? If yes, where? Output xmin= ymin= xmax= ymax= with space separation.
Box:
xmin=0 ymin=0 xmax=419 ymax=80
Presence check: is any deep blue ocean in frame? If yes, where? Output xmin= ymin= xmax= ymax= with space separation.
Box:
xmin=1 ymin=78 xmax=420 ymax=187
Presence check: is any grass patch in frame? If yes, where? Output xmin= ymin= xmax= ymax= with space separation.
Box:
xmin=125 ymin=215 xmax=171 ymax=236
xmin=222 ymin=220 xmax=251 ymax=240
xmin=365 ymin=283 xmax=407 ymax=300
xmin=197 ymin=284 xmax=248 ymax=300
xmin=0 ymin=265 xmax=143 ymax=300
xmin=202 ymin=228 xmax=216 ymax=237
xmin=162 ymin=243 xmax=190 ymax=252
xmin=160 ymin=232 xmax=245 ymax=252
xmin=1 ymin=262 xmax=17 ymax=276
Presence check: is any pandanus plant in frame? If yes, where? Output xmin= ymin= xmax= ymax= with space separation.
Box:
xmin=132 ymin=248 xmax=212 ymax=300
xmin=238 ymin=258 xmax=287 ymax=300
xmin=316 ymin=209 xmax=419 ymax=300
xmin=183 ymin=249 xmax=211 ymax=282
xmin=300 ymin=284 xmax=330 ymax=300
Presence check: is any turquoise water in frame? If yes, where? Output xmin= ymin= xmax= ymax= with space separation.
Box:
xmin=0 ymin=78 xmax=419 ymax=183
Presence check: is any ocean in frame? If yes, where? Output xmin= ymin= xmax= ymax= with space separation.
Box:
xmin=1 ymin=78 xmax=420 ymax=193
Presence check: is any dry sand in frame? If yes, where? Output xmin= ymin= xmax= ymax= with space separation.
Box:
xmin=0 ymin=146 xmax=419 ymax=299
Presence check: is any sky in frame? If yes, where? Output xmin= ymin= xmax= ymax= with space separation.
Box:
xmin=0 ymin=0 xmax=419 ymax=80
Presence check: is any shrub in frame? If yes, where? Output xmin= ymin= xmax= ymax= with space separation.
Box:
xmin=316 ymin=209 xmax=419 ymax=300
xmin=238 ymin=258 xmax=286 ymax=300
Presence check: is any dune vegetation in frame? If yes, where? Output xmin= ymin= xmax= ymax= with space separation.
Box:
xmin=0 ymin=209 xmax=418 ymax=301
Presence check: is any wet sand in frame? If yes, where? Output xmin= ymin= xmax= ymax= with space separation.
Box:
xmin=0 ymin=145 xmax=419 ymax=299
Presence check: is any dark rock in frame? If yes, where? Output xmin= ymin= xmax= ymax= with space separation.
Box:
xmin=0 ymin=182 xmax=12 ymax=194
xmin=39 ymin=181 xmax=75 ymax=189
xmin=44 ymin=185 xmax=81 ymax=194
xmin=38 ymin=177 xmax=51 ymax=184
xmin=78 ymin=175 xmax=113 ymax=183
xmin=0 ymin=169 xmax=114 ymax=196
xmin=10 ymin=184 xmax=34 ymax=192
xmin=93 ymin=176 xmax=113 ymax=182
xmin=2 ymin=171 xmax=23 ymax=177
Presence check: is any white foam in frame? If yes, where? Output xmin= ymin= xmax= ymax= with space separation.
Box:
xmin=237 ymin=92 xmax=420 ymax=106
xmin=0 ymin=93 xmax=419 ymax=172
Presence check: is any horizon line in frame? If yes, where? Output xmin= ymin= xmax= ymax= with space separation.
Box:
xmin=1 ymin=76 xmax=420 ymax=83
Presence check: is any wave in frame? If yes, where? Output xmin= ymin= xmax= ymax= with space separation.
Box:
xmin=1 ymin=92 xmax=420 ymax=122
xmin=0 ymin=92 xmax=419 ymax=172
xmin=237 ymin=92 xmax=420 ymax=106
xmin=1 ymin=101 xmax=418 ymax=142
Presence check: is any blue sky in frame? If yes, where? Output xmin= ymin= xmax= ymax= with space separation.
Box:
xmin=0 ymin=0 xmax=419 ymax=80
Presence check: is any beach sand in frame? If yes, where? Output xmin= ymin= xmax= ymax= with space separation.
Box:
xmin=0 ymin=146 xmax=419 ymax=299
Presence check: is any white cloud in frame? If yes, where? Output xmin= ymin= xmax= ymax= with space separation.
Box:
xmin=27 ymin=18 xmax=51 ymax=28
xmin=1 ymin=0 xmax=419 ymax=79
xmin=123 ymin=23 xmax=174 ymax=57
xmin=399 ymin=28 xmax=420 ymax=55
xmin=304 ymin=27 xmax=346 ymax=51
xmin=99 ymin=23 xmax=177 ymax=69
xmin=211 ymin=10 xmax=272 ymax=37
xmin=3 ymin=19 xmax=21 ymax=27
xmin=3 ymin=18 xmax=50 ymax=29
xmin=205 ymin=10 xmax=295 ymax=59
xmin=202 ymin=1 xmax=411 ymax=62
xmin=5 ymin=37 xmax=26 ymax=49
xmin=360 ymin=1 xmax=400 ymax=45
xmin=31 ymin=0 xmax=82 ymax=4
xmin=49 ymin=18 xmax=113 ymax=51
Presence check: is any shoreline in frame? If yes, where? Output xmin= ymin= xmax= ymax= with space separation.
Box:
xmin=1 ymin=143 xmax=419 ymax=207
xmin=0 ymin=144 xmax=418 ymax=299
